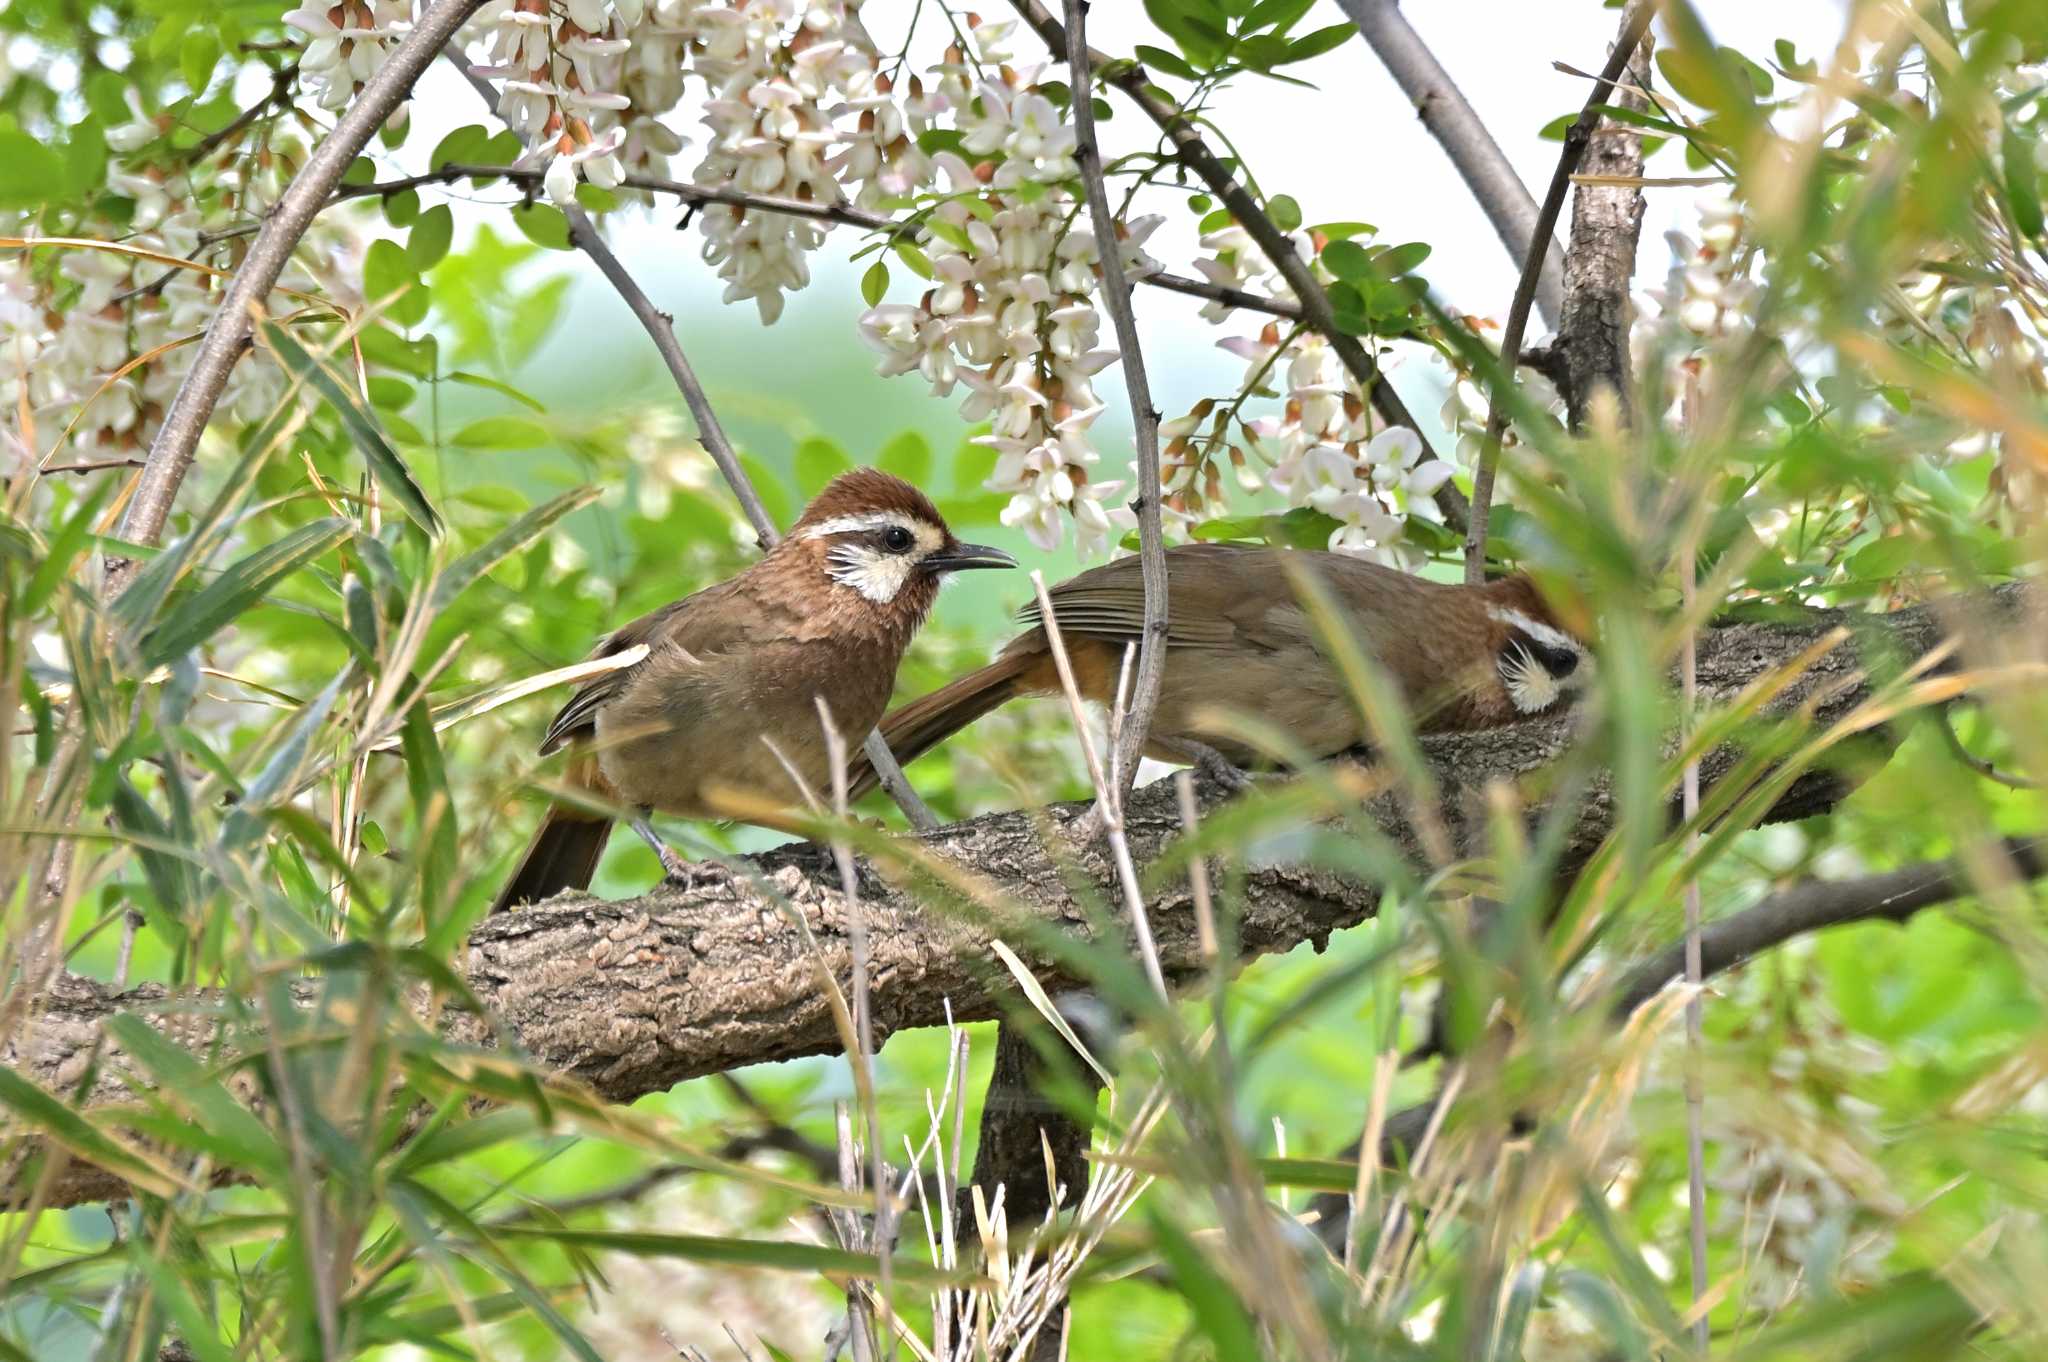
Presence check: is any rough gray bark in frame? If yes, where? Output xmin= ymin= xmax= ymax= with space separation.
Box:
xmin=1552 ymin=27 xmax=1654 ymax=429
xmin=5 ymin=585 xmax=2029 ymax=1210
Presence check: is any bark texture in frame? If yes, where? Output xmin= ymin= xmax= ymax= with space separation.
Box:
xmin=1553 ymin=25 xmax=1654 ymax=429
xmin=4 ymin=586 xmax=2029 ymax=1209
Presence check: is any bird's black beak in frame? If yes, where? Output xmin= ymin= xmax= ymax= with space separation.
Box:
xmin=928 ymin=542 xmax=1018 ymax=573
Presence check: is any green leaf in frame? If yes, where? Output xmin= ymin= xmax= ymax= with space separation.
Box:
xmin=450 ymin=415 xmax=551 ymax=449
xmin=383 ymin=188 xmax=421 ymax=226
xmin=1244 ymin=0 xmax=1316 ymax=35
xmin=402 ymin=687 xmax=461 ymax=933
xmin=1319 ymin=239 xmax=1373 ymax=280
xmin=1267 ymin=193 xmax=1302 ymax=232
xmin=2006 ymin=123 xmax=2044 ymax=238
xmin=363 ymin=237 xmax=427 ymax=327
xmin=1283 ymin=21 xmax=1354 ymax=63
xmin=139 ymin=518 xmax=352 ymax=668
xmin=1134 ymin=44 xmax=1199 ymax=80
xmin=1380 ymin=240 xmax=1431 ymax=275
xmin=221 ymin=669 xmax=348 ymax=854
xmin=795 ymin=436 xmax=852 ymax=493
xmin=892 ymin=240 xmax=934 ymax=279
xmin=431 ymin=486 xmax=601 ymax=611
xmin=489 ymin=1227 xmax=979 ymax=1289
xmin=104 ymin=1016 xmax=286 ymax=1175
xmin=860 ymin=259 xmax=889 ymax=306
xmin=408 ymin=203 xmax=455 ymax=270
xmin=878 ymin=429 xmax=932 ymax=483
xmin=368 ymin=376 xmax=415 ymax=411
xmin=444 ymin=370 xmax=546 ymax=412
xmin=511 ymin=202 xmax=574 ymax=251
xmin=1147 ymin=1208 xmax=1263 ymax=1358
xmin=179 ymin=31 xmax=219 ymax=93
xmin=0 ymin=132 xmax=65 ymax=209
xmin=24 ymin=481 xmax=113 ymax=614
xmin=429 ymin=123 xmax=491 ymax=169
xmin=575 ymin=182 xmax=619 ymax=212
xmin=262 ymin=321 xmax=442 ymax=533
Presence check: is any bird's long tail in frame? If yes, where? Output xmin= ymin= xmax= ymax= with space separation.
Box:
xmin=490 ymin=757 xmax=615 ymax=914
xmin=847 ymin=649 xmax=1046 ymax=801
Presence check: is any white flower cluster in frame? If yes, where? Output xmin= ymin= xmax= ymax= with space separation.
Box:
xmin=0 ymin=99 xmax=358 ymax=472
xmin=283 ymin=0 xmax=418 ymax=124
xmin=1649 ymin=195 xmax=1750 ymax=342
xmin=855 ymin=33 xmax=1164 ymax=555
xmin=457 ymin=0 xmax=913 ymax=324
xmin=1171 ymin=239 xmax=1459 ymax=564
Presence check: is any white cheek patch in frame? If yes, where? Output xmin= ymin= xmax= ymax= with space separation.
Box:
xmin=1499 ymin=648 xmax=1563 ymax=713
xmin=827 ymin=546 xmax=917 ymax=603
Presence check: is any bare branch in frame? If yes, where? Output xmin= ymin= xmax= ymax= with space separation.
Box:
xmin=1610 ymin=838 xmax=2046 ymax=1020
xmin=1463 ymin=0 xmax=1654 ymax=583
xmin=9 ymin=584 xmax=2023 ymax=1211
xmin=1060 ymin=0 xmax=1169 ymax=810
xmin=1334 ymin=0 xmax=1564 ymax=328
xmin=1007 ymin=0 xmax=1469 ymax=532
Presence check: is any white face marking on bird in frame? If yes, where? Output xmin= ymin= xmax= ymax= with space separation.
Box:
xmin=1487 ymin=606 xmax=1592 ymax=714
xmin=809 ymin=512 xmax=948 ymax=604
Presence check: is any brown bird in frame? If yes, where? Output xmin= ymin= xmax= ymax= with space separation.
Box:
xmin=846 ymin=542 xmax=1590 ymax=798
xmin=492 ymin=468 xmax=1015 ymax=913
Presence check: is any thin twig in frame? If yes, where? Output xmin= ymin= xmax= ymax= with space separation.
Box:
xmin=1062 ymin=0 xmax=1168 ymax=814
xmin=1937 ymin=706 xmax=2040 ymax=789
xmin=1462 ymin=0 xmax=1653 ymax=583
xmin=1335 ymin=0 xmax=1563 ymax=328
xmin=1007 ymin=0 xmax=1469 ymax=532
xmin=187 ymin=60 xmax=301 ymax=164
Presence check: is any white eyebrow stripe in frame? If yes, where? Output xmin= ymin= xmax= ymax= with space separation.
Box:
xmin=802 ymin=512 xmax=915 ymax=539
xmin=1486 ymin=605 xmax=1580 ymax=654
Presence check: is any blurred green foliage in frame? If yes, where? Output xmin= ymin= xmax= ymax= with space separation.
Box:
xmin=3 ymin=0 xmax=2048 ymax=1359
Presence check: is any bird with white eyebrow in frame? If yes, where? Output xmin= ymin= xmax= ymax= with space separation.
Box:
xmin=492 ymin=468 xmax=1015 ymax=914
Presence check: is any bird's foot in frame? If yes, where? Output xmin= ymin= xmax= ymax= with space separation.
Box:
xmin=630 ymin=814 xmax=696 ymax=887
xmin=1165 ymin=739 xmax=1256 ymax=795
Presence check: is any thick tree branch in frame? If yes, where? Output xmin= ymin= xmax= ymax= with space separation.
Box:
xmin=7 ymin=585 xmax=2028 ymax=1210
xmin=1335 ymin=0 xmax=1564 ymax=329
xmin=1552 ymin=24 xmax=1654 ymax=431
xmin=1463 ymin=0 xmax=1653 ymax=583
xmin=1006 ymin=0 xmax=1469 ymax=532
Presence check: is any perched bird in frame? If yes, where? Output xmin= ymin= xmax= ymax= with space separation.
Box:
xmin=492 ymin=468 xmax=1015 ymax=913
xmin=846 ymin=543 xmax=1590 ymax=797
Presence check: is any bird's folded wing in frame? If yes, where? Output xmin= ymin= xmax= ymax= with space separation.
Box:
xmin=538 ymin=581 xmax=760 ymax=755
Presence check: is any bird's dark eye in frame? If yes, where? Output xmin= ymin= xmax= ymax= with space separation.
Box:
xmin=881 ymin=525 xmax=915 ymax=553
